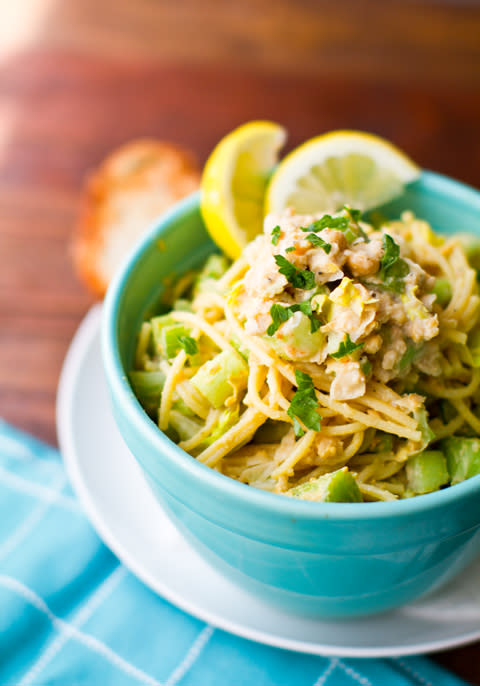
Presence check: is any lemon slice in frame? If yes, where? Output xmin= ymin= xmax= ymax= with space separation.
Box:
xmin=265 ymin=130 xmax=420 ymax=215
xmin=201 ymin=121 xmax=286 ymax=259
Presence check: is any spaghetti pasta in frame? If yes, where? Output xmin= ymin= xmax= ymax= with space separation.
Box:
xmin=130 ymin=208 xmax=480 ymax=502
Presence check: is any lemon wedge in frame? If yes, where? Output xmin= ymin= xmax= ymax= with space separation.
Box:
xmin=201 ymin=121 xmax=286 ymax=259
xmin=265 ymin=130 xmax=420 ymax=215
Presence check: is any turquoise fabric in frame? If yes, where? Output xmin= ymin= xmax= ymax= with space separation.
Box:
xmin=0 ymin=420 xmax=469 ymax=686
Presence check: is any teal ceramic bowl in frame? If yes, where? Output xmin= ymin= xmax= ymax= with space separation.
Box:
xmin=102 ymin=171 xmax=480 ymax=618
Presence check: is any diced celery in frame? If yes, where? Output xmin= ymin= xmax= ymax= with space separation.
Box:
xmin=373 ymin=432 xmax=394 ymax=453
xmin=468 ymin=328 xmax=480 ymax=368
xmin=252 ymin=420 xmax=290 ymax=444
xmin=134 ymin=321 xmax=153 ymax=368
xmin=168 ymin=410 xmax=203 ymax=442
xmin=150 ymin=315 xmax=175 ymax=352
xmin=287 ymin=468 xmax=363 ymax=502
xmin=441 ymin=436 xmax=480 ymax=485
xmin=455 ymin=234 xmax=480 ymax=271
xmin=172 ymin=398 xmax=196 ymax=418
xmin=406 ymin=450 xmax=449 ymax=494
xmin=162 ymin=324 xmax=191 ymax=358
xmin=399 ymin=340 xmax=418 ymax=373
xmin=269 ymin=312 xmax=325 ymax=360
xmin=415 ymin=407 xmax=435 ymax=451
xmin=200 ymin=406 xmax=240 ymax=447
xmin=194 ymin=254 xmax=230 ymax=295
xmin=202 ymin=254 xmax=230 ymax=279
xmin=439 ymin=400 xmax=456 ymax=425
xmin=191 ymin=349 xmax=248 ymax=408
xmin=360 ymin=427 xmax=376 ymax=452
xmin=128 ymin=370 xmax=166 ymax=417
xmin=150 ymin=315 xmax=193 ymax=359
xmin=230 ymin=335 xmax=249 ymax=361
xmin=173 ymin=298 xmax=193 ymax=312
xmin=431 ymin=278 xmax=452 ymax=307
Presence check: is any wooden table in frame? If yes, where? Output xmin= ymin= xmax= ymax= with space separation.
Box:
xmin=1 ymin=1 xmax=479 ymax=681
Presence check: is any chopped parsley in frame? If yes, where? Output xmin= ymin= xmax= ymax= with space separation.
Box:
xmin=301 ymin=215 xmax=349 ymax=233
xmin=271 ymin=225 xmax=281 ymax=245
xmin=267 ymin=300 xmax=321 ymax=336
xmin=300 ymin=209 xmax=367 ymax=245
xmin=380 ymin=234 xmax=400 ymax=272
xmin=343 ymin=206 xmax=362 ymax=222
xmin=274 ymin=254 xmax=315 ymax=290
xmin=267 ymin=304 xmax=291 ymax=336
xmin=178 ymin=335 xmax=198 ymax=356
xmin=285 ymin=246 xmax=296 ymax=253
xmin=305 ymin=233 xmax=332 ymax=253
xmin=287 ymin=370 xmax=322 ymax=437
xmin=360 ymin=358 xmax=372 ymax=376
xmin=330 ymin=334 xmax=364 ymax=359
xmin=377 ymin=234 xmax=409 ymax=292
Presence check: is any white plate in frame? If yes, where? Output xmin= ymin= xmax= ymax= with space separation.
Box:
xmin=57 ymin=306 xmax=480 ymax=658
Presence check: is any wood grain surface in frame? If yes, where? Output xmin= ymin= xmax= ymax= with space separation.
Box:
xmin=1 ymin=1 xmax=479 ymax=681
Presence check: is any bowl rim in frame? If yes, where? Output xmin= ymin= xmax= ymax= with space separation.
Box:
xmin=102 ymin=169 xmax=480 ymax=522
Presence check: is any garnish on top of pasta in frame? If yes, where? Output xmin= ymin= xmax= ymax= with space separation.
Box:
xmin=130 ymin=207 xmax=480 ymax=502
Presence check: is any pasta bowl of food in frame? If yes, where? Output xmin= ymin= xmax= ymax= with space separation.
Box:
xmin=102 ymin=142 xmax=480 ymax=617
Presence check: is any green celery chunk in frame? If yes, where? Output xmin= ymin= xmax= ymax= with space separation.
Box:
xmin=406 ymin=450 xmax=449 ymax=494
xmin=172 ymin=398 xmax=196 ymax=418
xmin=230 ymin=335 xmax=249 ymax=361
xmin=431 ymin=278 xmax=453 ymax=307
xmin=162 ymin=324 xmax=191 ymax=358
xmin=268 ymin=313 xmax=324 ymax=360
xmin=129 ymin=370 xmax=166 ymax=417
xmin=191 ymin=349 xmax=248 ymax=408
xmin=441 ymin=436 xmax=480 ymax=485
xmin=150 ymin=315 xmax=175 ymax=352
xmin=373 ymin=432 xmax=394 ymax=453
xmin=200 ymin=406 xmax=240 ymax=447
xmin=252 ymin=420 xmax=290 ymax=444
xmin=194 ymin=254 xmax=230 ymax=295
xmin=150 ymin=315 xmax=192 ymax=359
xmin=173 ymin=298 xmax=193 ymax=312
xmin=202 ymin=254 xmax=230 ymax=279
xmin=287 ymin=468 xmax=363 ymax=502
xmin=415 ymin=407 xmax=435 ymax=450
xmin=168 ymin=410 xmax=203 ymax=442
xmin=468 ymin=328 xmax=480 ymax=367
xmin=455 ymin=233 xmax=480 ymax=271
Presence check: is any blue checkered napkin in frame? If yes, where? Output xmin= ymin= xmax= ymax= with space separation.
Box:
xmin=0 ymin=420 xmax=469 ymax=686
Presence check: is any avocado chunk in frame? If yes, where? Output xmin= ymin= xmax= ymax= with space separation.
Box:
xmin=406 ymin=450 xmax=449 ymax=494
xmin=287 ymin=468 xmax=363 ymax=503
xmin=441 ymin=436 xmax=480 ymax=485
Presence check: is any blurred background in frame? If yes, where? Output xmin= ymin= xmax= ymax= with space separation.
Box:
xmin=0 ymin=1 xmax=480 ymax=677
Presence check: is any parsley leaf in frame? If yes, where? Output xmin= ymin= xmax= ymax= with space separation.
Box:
xmin=274 ymin=254 xmax=316 ymax=290
xmin=343 ymin=206 xmax=362 ymax=222
xmin=330 ymin=334 xmax=364 ymax=359
xmin=267 ymin=304 xmax=292 ymax=336
xmin=267 ymin=300 xmax=322 ymax=336
xmin=301 ymin=210 xmax=367 ymax=244
xmin=178 ymin=335 xmax=198 ymax=356
xmin=380 ymin=234 xmax=400 ymax=272
xmin=301 ymin=215 xmax=349 ymax=233
xmin=305 ymin=233 xmax=332 ymax=253
xmin=271 ymin=225 xmax=281 ymax=245
xmin=287 ymin=370 xmax=322 ymax=436
xmin=377 ymin=234 xmax=409 ymax=292
xmin=285 ymin=246 xmax=296 ymax=253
